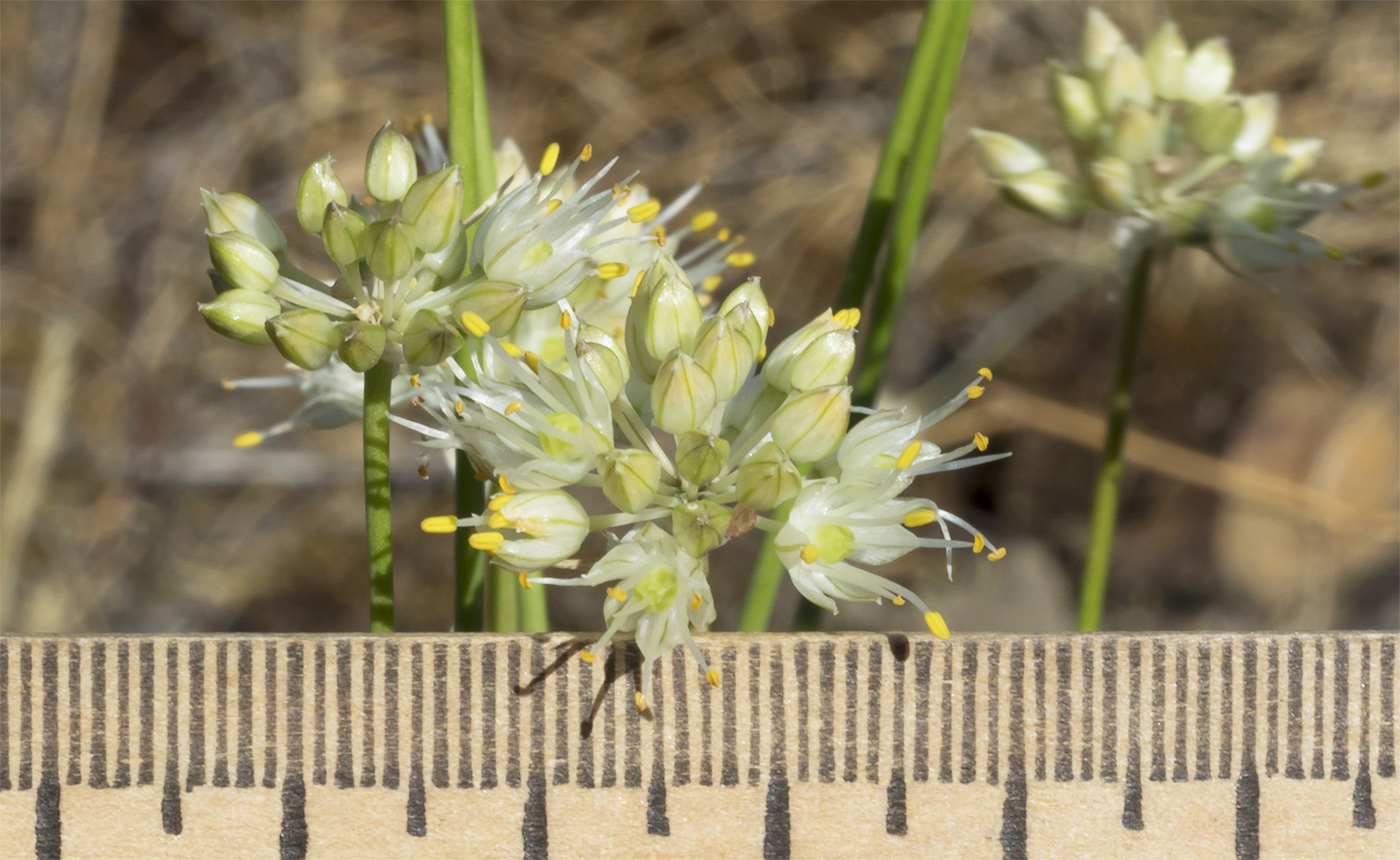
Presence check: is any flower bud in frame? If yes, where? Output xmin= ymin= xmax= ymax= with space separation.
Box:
xmin=600 ymin=448 xmax=662 ymax=513
xmin=1112 ymin=104 xmax=1165 ymax=165
xmin=771 ymin=385 xmax=851 ymax=463
xmin=266 ymin=308 xmax=337 ymax=370
xmin=452 ymin=281 xmax=527 ymax=335
xmin=1088 ymin=157 xmax=1139 ymax=212
xmin=763 ymin=310 xmax=840 ymax=392
xmin=337 ymin=320 xmax=387 ymax=371
xmin=296 ymin=157 xmax=349 ymax=234
xmin=691 ymin=317 xmax=756 ymax=401
xmin=1095 ymin=44 xmax=1152 ymax=114
xmin=719 ymin=278 xmax=771 ymax=353
xmin=788 ymin=329 xmax=855 ymax=392
xmin=1186 ymin=98 xmax=1245 ymax=156
xmin=675 ymin=432 xmax=730 ymax=486
xmin=969 ymin=129 xmax=1048 ymax=179
xmin=321 ymin=203 xmax=369 ymax=267
xmin=365 ymin=219 xmax=415 ymax=282
xmin=400 ymin=166 xmax=464 ymax=253
xmin=1143 ymin=22 xmax=1188 ymax=100
xmin=671 ymin=500 xmax=732 ymax=558
xmin=1081 ymin=8 xmax=1125 ymax=72
xmin=208 ymin=231 xmax=280 ymax=293
xmin=736 ymin=441 xmax=801 ymax=511
xmin=651 ymin=351 xmax=717 ymax=435
xmin=998 ymin=169 xmax=1084 ymax=223
xmin=1048 ymin=70 xmax=1101 ymax=142
xmin=644 ymin=266 xmax=703 ymax=360
xmin=198 ymin=288 xmax=281 ymax=345
xmin=1275 ymin=138 xmax=1324 ymax=183
xmin=577 ymin=324 xmax=629 ymax=402
xmin=1182 ymin=37 xmax=1233 ymax=104
xmin=364 ymin=121 xmax=418 ymax=203
xmin=402 ymin=309 xmax=464 ymax=366
xmin=201 ymin=189 xmax=286 ymax=252
xmin=421 ymin=222 xmax=468 ymax=282
xmin=1232 ymin=93 xmax=1278 ymax=159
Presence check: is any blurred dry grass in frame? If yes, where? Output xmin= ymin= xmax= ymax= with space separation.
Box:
xmin=1 ymin=1 xmax=1396 ymax=634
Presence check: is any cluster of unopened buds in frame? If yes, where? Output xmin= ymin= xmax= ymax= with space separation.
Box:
xmin=971 ymin=8 xmax=1383 ymax=271
xmin=200 ymin=122 xmax=1005 ymax=711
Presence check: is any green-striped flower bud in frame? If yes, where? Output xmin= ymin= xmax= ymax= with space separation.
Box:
xmin=364 ymin=219 xmax=414 ymax=282
xmin=644 ymin=267 xmax=703 ymax=360
xmin=691 ymin=316 xmax=755 ymax=402
xmin=337 ymin=320 xmax=387 ymax=372
xmin=1081 ymin=8 xmax=1126 ymax=72
xmin=1181 ymin=37 xmax=1233 ymax=105
xmin=671 ymin=500 xmax=731 ymax=558
xmin=719 ymin=278 xmax=771 ymax=352
xmin=208 ymin=231 xmax=279 ymax=293
xmin=402 ymin=309 xmax=463 ymax=367
xmin=1143 ymin=21 xmax=1188 ymax=100
xmin=578 ymin=324 xmax=629 ymax=402
xmin=200 ymin=189 xmax=286 ymax=252
xmin=321 ymin=203 xmax=369 ymax=267
xmin=452 ymin=281 xmax=527 ymax=336
xmin=1095 ymin=44 xmax=1152 ymax=114
xmin=675 ymin=432 xmax=730 ymax=487
xmin=788 ymin=328 xmax=855 ymax=392
xmin=1088 ymin=157 xmax=1139 ymax=212
xmin=400 ymin=165 xmax=464 ymax=253
xmin=296 ymin=157 xmax=349 ymax=234
xmin=266 ymin=309 xmax=337 ymax=370
xmin=998 ymin=169 xmax=1084 ymax=223
xmin=763 ymin=310 xmax=841 ymax=392
xmin=364 ymin=121 xmax=418 ymax=203
xmin=599 ymin=448 xmax=662 ymax=513
xmin=969 ymin=129 xmax=1048 ymax=179
xmin=651 ymin=351 xmax=717 ymax=435
xmin=1048 ymin=70 xmax=1101 ymax=142
xmin=736 ymin=441 xmax=801 ymax=511
xmin=771 ymin=385 xmax=851 ymax=463
xmin=1113 ymin=104 xmax=1165 ymax=165
xmin=421 ymin=222 xmax=468 ymax=282
xmin=1187 ymin=98 xmax=1246 ymax=156
xmin=198 ymin=288 xmax=281 ymax=346
xmin=1233 ymin=93 xmax=1279 ymax=159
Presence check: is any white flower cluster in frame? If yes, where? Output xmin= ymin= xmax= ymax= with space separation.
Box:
xmin=971 ymin=8 xmax=1383 ymax=271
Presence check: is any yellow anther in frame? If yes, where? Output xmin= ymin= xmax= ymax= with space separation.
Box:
xmin=832 ymin=309 xmax=850 ymax=327
xmin=1323 ymin=245 xmax=1346 ymax=261
xmin=607 ymin=587 xmax=628 ymax=602
xmin=505 ymin=401 xmax=523 ymax=416
xmin=232 ymin=431 xmax=263 ymax=449
xmin=758 ymin=344 xmax=768 ymax=361
xmin=580 ymin=650 xmax=595 ymax=664
xmin=845 ymin=308 xmax=861 ymax=328
xmin=487 ymin=494 xmax=513 ymax=511
xmin=488 ymin=512 xmax=512 ymax=530
xmin=539 ymin=142 xmax=560 ymax=176
xmin=220 ymin=379 xmax=236 ymax=391
xmin=410 ymin=373 xmax=421 ymax=388
xmin=652 ymin=226 xmax=667 ymax=246
xmin=966 ymin=385 xmax=985 ymax=399
xmin=988 ymin=547 xmax=1007 ymax=561
xmin=580 ymin=143 xmax=593 ymax=162
xmin=903 ymin=509 xmax=937 ymax=528
xmin=559 ymin=310 xmax=573 ymax=330
xmin=1361 ymin=171 xmax=1386 ymax=189
xmin=545 ymin=198 xmax=563 ymax=214
xmin=597 ymin=262 xmax=629 ymax=280
xmin=800 ymin=545 xmax=820 ymax=564
xmin=973 ymin=534 xmax=985 ymax=554
xmin=699 ymin=294 xmax=714 ymax=308
xmin=691 ymin=210 xmax=718 ymax=231
xmin=459 ymin=311 xmax=490 ymax=337
xmin=1269 ymin=136 xmax=1288 ymax=154
xmin=725 ymin=251 xmax=755 ymax=267
xmin=524 ymin=352 xmax=540 ymax=372
xmin=978 ymin=367 xmax=993 ymax=380
xmin=420 ymin=515 xmax=459 ymax=534
xmin=701 ymin=275 xmax=722 ymax=293
xmin=690 ymin=592 xmax=702 ymax=611
xmin=518 ymin=571 xmax=532 ymax=590
xmin=974 ymin=432 xmax=989 ymax=452
xmin=631 ymin=270 xmax=645 ymax=296
xmin=469 ymin=532 xmax=505 ymax=551
xmin=767 ymin=307 xmax=775 ymax=327
xmin=474 ymin=472 xmax=490 ymax=482
xmin=501 ymin=341 xmax=523 ymax=358
xmin=455 ymin=401 xmax=466 ymax=414
xmin=706 ymin=669 xmax=720 ymax=687
xmin=498 ymin=475 xmax=516 ymax=494
xmin=924 ymin=611 xmax=950 ymax=640
xmin=717 ymin=228 xmax=731 ymax=242
xmin=897 ymin=441 xmax=922 ymax=470
xmin=635 ymin=692 xmax=647 ymax=712
xmin=892 ymin=595 xmax=905 ymax=606
xmin=627 ymin=199 xmax=662 ymax=223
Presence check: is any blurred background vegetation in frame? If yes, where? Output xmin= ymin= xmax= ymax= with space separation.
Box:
xmin=1 ymin=1 xmax=1396 ymax=635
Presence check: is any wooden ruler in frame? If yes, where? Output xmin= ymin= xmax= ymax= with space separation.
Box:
xmin=0 ymin=633 xmax=1394 ymax=859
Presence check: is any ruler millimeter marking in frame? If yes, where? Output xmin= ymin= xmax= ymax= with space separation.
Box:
xmin=0 ymin=633 xmax=1395 ymax=859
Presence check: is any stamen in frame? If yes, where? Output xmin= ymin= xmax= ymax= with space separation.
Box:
xmin=524 ymin=352 xmax=540 ymax=372
xmin=635 ymin=692 xmax=647 ymax=712
xmin=455 ymin=401 xmax=466 ymax=414
xmin=845 ymin=308 xmax=861 ymax=328
xmin=690 ymin=592 xmax=702 ymax=611
xmin=597 ymin=262 xmax=629 ymax=280
xmin=505 ymin=401 xmax=523 ymax=416
xmin=1361 ymin=171 xmax=1386 ymax=188
xmin=726 ymin=251 xmax=755 ymax=267
xmin=498 ymin=475 xmax=516 ymax=494
xmin=474 ymin=472 xmax=490 ymax=481
xmin=701 ymin=275 xmax=722 ymax=293
xmin=607 ymin=586 xmax=628 ymax=602
xmin=800 ymin=545 xmax=820 ymax=564
xmin=966 ymin=385 xmax=985 ymax=399
xmin=652 ymin=226 xmax=667 ymax=246
xmin=706 ymin=669 xmax=720 ymax=687
xmin=698 ymin=294 xmax=713 ymax=308
xmin=459 ymin=311 xmax=490 ymax=337
xmin=973 ymin=534 xmax=985 ymax=553
xmin=892 ymin=595 xmax=905 ymax=606
xmin=410 ymin=374 xmax=421 ymax=388
xmin=518 ymin=571 xmax=532 ymax=590
xmin=832 ymin=309 xmax=850 ymax=326
xmin=974 ymin=432 xmax=989 ymax=452
xmin=559 ymin=310 xmax=572 ymax=329
xmin=627 ymin=200 xmax=662 ymax=223
xmin=233 ymin=431 xmax=263 ymax=448
xmin=488 ymin=512 xmax=512 ymax=530
xmin=487 ymin=494 xmax=513 ymax=511
xmin=220 ymin=379 xmax=236 ymax=390
xmin=631 ymin=270 xmax=645 ymax=296
xmin=758 ymin=344 xmax=768 ymax=361
xmin=924 ymin=611 xmax=950 ymax=640
xmin=767 ymin=307 xmax=775 ymax=327
xmin=500 ymin=341 xmax=523 ymax=358
xmin=1323 ymin=245 xmax=1346 ymax=261
xmin=691 ymin=210 xmax=718 ymax=231
xmin=897 ymin=441 xmax=922 ymax=470
xmin=903 ymin=509 xmax=937 ymax=528
xmin=539 ymin=142 xmax=560 ymax=176
xmin=717 ymin=228 xmax=731 ymax=242
xmin=545 ymin=198 xmax=563 ymax=214
xmin=469 ymin=532 xmax=505 ymax=551
xmin=978 ymin=367 xmax=993 ymax=380
xmin=988 ymin=547 xmax=1007 ymax=561
xmin=580 ymin=143 xmax=593 ymax=162
xmin=420 ymin=516 xmax=459 ymax=534
xmin=580 ymin=650 xmax=595 ymax=663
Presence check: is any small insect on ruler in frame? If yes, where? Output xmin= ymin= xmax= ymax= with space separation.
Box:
xmin=0 ymin=632 xmax=1394 ymax=859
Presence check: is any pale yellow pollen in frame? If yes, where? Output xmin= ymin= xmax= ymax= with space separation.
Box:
xmin=410 ymin=373 xmax=421 ymax=388
xmin=487 ymin=494 xmax=513 ymax=511
xmin=420 ymin=515 xmax=458 ymax=534
xmin=579 ymin=650 xmax=595 ymax=664
xmin=974 ymin=432 xmax=989 ymax=452
xmin=701 ymin=275 xmax=722 ymax=293
xmin=233 ymin=431 xmax=263 ymax=449
xmin=800 ymin=544 xmax=820 ymax=564
xmin=832 ymin=309 xmax=850 ymax=327
xmin=706 ymin=669 xmax=720 ymax=687
xmin=607 ymin=586 xmax=628 ymax=602
xmin=966 ymin=385 xmax=985 ymax=399
xmin=631 ymin=270 xmax=645 ymax=297
xmin=924 ymin=611 xmax=950 ymax=640
xmin=580 ymin=143 xmax=593 ymax=162
xmin=454 ymin=401 xmax=466 ymax=414
xmin=903 ymin=508 xmax=937 ymax=528
xmin=559 ymin=310 xmax=572 ymax=330
xmin=845 ymin=308 xmax=861 ymax=328
xmin=498 ymin=475 xmax=516 ymax=494
xmin=978 ymin=367 xmax=993 ymax=380
xmin=459 ymin=310 xmax=490 ymax=337
xmin=524 ymin=352 xmax=540 ymax=373
xmin=469 ymin=532 xmax=505 ymax=551
xmin=698 ymin=294 xmax=713 ymax=308
xmin=627 ymin=199 xmax=662 ymax=223
xmin=539 ymin=142 xmax=560 ymax=176
xmin=717 ymin=228 xmax=731 ymax=242
xmin=767 ymin=307 xmax=775 ymax=327
xmin=500 ymin=341 xmax=523 ymax=358
xmin=893 ymin=595 xmax=905 ymax=606
xmin=758 ymin=344 xmax=768 ymax=361
xmin=652 ymin=226 xmax=667 ymax=246
xmin=487 ymin=512 xmax=512 ymax=530
xmin=988 ymin=547 xmax=1007 ymax=561
xmin=973 ymin=534 xmax=985 ymax=554
xmin=518 ymin=571 xmax=532 ymax=590
xmin=691 ymin=210 xmax=718 ymax=231
xmin=725 ymin=251 xmax=755 ymax=267
xmin=545 ymin=198 xmax=563 ymax=214
xmin=597 ymin=262 xmax=629 ymax=280
xmin=635 ymin=692 xmax=647 ymax=712
xmin=505 ymin=401 xmax=523 ymax=416
xmin=897 ymin=441 xmax=922 ymax=470
xmin=690 ymin=592 xmax=702 ymax=611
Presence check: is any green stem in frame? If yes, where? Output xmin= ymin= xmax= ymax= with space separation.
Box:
xmin=519 ymin=578 xmax=549 ymax=633
xmin=852 ymin=0 xmax=975 ymax=410
xmin=363 ymin=360 xmax=396 ymax=633
xmin=833 ymin=0 xmax=958 ymax=313
xmin=737 ymin=500 xmax=793 ymax=632
xmin=487 ymin=566 xmax=519 ymax=633
xmin=1077 ymin=246 xmax=1154 ymax=632
xmin=452 ymin=457 xmax=487 ymax=631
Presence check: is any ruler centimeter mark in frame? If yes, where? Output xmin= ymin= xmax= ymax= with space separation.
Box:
xmin=0 ymin=633 xmax=1394 ymax=860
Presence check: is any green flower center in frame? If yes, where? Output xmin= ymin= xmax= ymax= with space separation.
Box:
xmin=633 ymin=565 xmax=679 ymax=612
xmin=538 ymin=411 xmax=582 ymax=459
xmin=810 ymin=523 xmax=856 ymax=563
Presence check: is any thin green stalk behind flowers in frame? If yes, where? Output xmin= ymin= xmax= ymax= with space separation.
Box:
xmin=363 ymin=360 xmax=396 ymax=632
